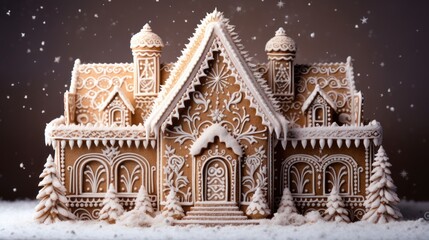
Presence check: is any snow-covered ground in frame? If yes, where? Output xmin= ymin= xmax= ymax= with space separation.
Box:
xmin=0 ymin=200 xmax=428 ymax=240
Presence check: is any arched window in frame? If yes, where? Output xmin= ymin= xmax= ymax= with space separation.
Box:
xmin=110 ymin=108 xmax=124 ymax=126
xmin=312 ymin=104 xmax=326 ymax=127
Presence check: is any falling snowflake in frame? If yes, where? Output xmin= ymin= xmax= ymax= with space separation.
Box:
xmin=380 ymin=62 xmax=385 ymax=67
xmin=236 ymin=6 xmax=242 ymax=12
xmin=360 ymin=17 xmax=368 ymax=24
xmin=94 ymin=13 xmax=99 ymax=18
xmin=21 ymin=33 xmax=25 ymax=37
xmin=251 ymin=36 xmax=257 ymax=40
xmin=277 ymin=1 xmax=285 ymax=8
xmin=54 ymin=56 xmax=61 ymax=63
xmin=310 ymin=32 xmax=315 ymax=38
xmin=400 ymin=170 xmax=408 ymax=178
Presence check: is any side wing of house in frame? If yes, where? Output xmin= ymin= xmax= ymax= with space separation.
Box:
xmin=267 ymin=60 xmax=382 ymax=221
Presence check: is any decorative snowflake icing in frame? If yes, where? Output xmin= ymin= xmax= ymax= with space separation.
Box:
xmin=208 ymin=108 xmax=225 ymax=122
xmin=205 ymin=63 xmax=230 ymax=94
xmin=102 ymin=146 xmax=120 ymax=162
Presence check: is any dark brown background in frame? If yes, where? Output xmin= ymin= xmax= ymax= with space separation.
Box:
xmin=0 ymin=0 xmax=428 ymax=200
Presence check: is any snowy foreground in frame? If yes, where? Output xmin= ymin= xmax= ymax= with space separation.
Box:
xmin=0 ymin=201 xmax=428 ymax=240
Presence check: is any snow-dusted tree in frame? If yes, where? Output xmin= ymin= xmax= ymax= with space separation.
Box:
xmin=119 ymin=185 xmax=154 ymax=227
xmin=323 ymin=186 xmax=350 ymax=223
xmin=276 ymin=187 xmax=297 ymax=214
xmin=271 ymin=187 xmax=303 ymax=225
xmin=99 ymin=183 xmax=124 ymax=223
xmin=162 ymin=188 xmax=184 ymax=219
xmin=34 ymin=155 xmax=75 ymax=224
xmin=246 ymin=187 xmax=271 ymax=217
xmin=362 ymin=146 xmax=402 ymax=223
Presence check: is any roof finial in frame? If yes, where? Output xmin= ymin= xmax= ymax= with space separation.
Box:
xmin=275 ymin=27 xmax=286 ymax=36
xmin=142 ymin=23 xmax=152 ymax=32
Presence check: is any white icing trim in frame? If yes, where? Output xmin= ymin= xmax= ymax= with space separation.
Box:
xmin=301 ymin=85 xmax=338 ymax=112
xmin=190 ymin=124 xmax=243 ymax=156
xmin=69 ymin=59 xmax=80 ymax=94
xmin=45 ymin=117 xmax=156 ymax=148
xmin=130 ymin=23 xmax=164 ymax=49
xmin=284 ymin=120 xmax=383 ymax=149
xmin=98 ymin=86 xmax=135 ymax=114
xmin=265 ymin=27 xmax=296 ymax=52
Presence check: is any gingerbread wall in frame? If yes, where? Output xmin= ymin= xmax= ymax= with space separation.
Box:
xmin=274 ymin=143 xmax=374 ymax=221
xmin=59 ymin=144 xmax=158 ymax=219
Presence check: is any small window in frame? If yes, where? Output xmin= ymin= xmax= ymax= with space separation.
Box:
xmin=312 ymin=105 xmax=326 ymax=127
xmin=110 ymin=109 xmax=124 ymax=126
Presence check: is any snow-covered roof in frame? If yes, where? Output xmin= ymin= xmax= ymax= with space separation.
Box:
xmin=130 ymin=23 xmax=164 ymax=49
xmin=301 ymin=85 xmax=337 ymax=112
xmin=45 ymin=117 xmax=156 ymax=150
xmin=190 ymin=124 xmax=243 ymax=156
xmin=285 ymin=120 xmax=383 ymax=149
xmin=265 ymin=27 xmax=296 ymax=53
xmin=144 ymin=9 xmax=288 ymax=144
xmin=98 ymin=86 xmax=135 ymax=114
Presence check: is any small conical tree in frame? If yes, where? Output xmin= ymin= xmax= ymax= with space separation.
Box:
xmin=162 ymin=188 xmax=184 ymax=219
xmin=323 ymin=186 xmax=350 ymax=223
xmin=246 ymin=187 xmax=271 ymax=217
xmin=277 ymin=187 xmax=297 ymax=214
xmin=99 ymin=183 xmax=124 ymax=223
xmin=34 ymin=155 xmax=75 ymax=224
xmin=119 ymin=185 xmax=154 ymax=227
xmin=362 ymin=146 xmax=402 ymax=223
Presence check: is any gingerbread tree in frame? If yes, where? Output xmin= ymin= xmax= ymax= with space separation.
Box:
xmin=246 ymin=187 xmax=271 ymax=217
xmin=277 ymin=187 xmax=297 ymax=214
xmin=362 ymin=146 xmax=402 ymax=223
xmin=99 ymin=183 xmax=124 ymax=223
xmin=323 ymin=186 xmax=350 ymax=223
xmin=119 ymin=185 xmax=154 ymax=227
xmin=162 ymin=188 xmax=184 ymax=219
xmin=34 ymin=155 xmax=75 ymax=224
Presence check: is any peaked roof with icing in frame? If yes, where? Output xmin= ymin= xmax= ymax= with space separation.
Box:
xmin=98 ymin=86 xmax=135 ymax=113
xmin=144 ymin=9 xmax=288 ymax=141
xmin=301 ymin=84 xmax=338 ymax=112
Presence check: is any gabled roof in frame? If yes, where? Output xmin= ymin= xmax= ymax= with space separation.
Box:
xmin=144 ymin=9 xmax=288 ymax=144
xmin=98 ymin=86 xmax=135 ymax=114
xmin=190 ymin=124 xmax=242 ymax=156
xmin=301 ymin=85 xmax=337 ymax=112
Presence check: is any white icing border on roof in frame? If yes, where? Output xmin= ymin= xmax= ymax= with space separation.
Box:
xmin=301 ymin=85 xmax=338 ymax=112
xmin=98 ymin=86 xmax=135 ymax=113
xmin=144 ymin=10 xmax=288 ymax=145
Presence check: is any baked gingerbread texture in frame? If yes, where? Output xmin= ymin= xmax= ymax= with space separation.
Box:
xmin=41 ymin=10 xmax=400 ymax=225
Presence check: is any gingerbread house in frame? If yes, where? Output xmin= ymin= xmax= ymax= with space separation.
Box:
xmin=44 ymin=10 xmax=384 ymax=223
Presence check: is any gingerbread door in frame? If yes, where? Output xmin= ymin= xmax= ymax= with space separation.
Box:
xmin=193 ymin=138 xmax=240 ymax=203
xmin=203 ymin=157 xmax=229 ymax=201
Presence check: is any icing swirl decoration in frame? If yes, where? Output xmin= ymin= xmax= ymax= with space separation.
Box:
xmin=130 ymin=23 xmax=164 ymax=49
xmin=265 ymin=27 xmax=296 ymax=52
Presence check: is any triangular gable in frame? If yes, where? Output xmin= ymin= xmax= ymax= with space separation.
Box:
xmin=190 ymin=124 xmax=242 ymax=156
xmin=144 ymin=10 xmax=288 ymax=145
xmin=301 ymin=85 xmax=337 ymax=113
xmin=98 ymin=86 xmax=135 ymax=114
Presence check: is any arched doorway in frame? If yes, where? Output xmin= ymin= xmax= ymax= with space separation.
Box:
xmin=203 ymin=157 xmax=229 ymax=201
